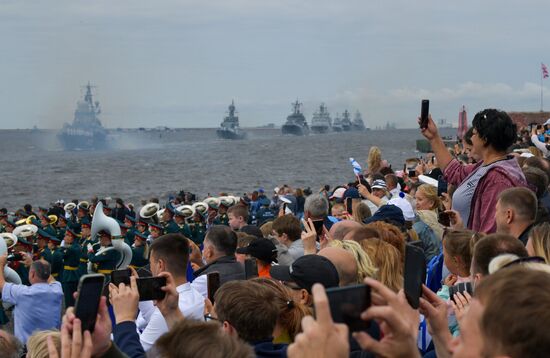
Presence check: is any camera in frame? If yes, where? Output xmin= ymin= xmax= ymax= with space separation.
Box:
xmin=7 ymin=252 xmax=24 ymax=262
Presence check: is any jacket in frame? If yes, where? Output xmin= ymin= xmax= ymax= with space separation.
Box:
xmin=193 ymin=255 xmax=245 ymax=284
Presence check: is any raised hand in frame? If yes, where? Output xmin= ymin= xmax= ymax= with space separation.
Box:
xmin=301 ymin=218 xmax=318 ymax=255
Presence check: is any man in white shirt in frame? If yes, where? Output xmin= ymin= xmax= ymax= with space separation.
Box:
xmin=135 ymin=234 xmax=204 ymax=351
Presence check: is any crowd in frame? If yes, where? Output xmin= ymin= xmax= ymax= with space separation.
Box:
xmin=1 ymin=108 xmax=550 ymax=357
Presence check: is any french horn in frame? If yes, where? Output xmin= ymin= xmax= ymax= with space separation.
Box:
xmin=48 ymin=215 xmax=58 ymax=225
xmin=13 ymin=224 xmax=38 ymax=238
xmin=0 ymin=233 xmax=22 ymax=309
xmin=88 ymin=202 xmax=132 ymax=273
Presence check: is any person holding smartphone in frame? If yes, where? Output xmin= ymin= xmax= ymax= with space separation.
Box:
xmin=420 ymin=108 xmax=528 ymax=233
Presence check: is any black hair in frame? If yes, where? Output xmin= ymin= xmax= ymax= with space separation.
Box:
xmin=463 ymin=127 xmax=474 ymax=145
xmin=149 ymin=233 xmax=190 ymax=277
xmin=205 ymin=225 xmax=238 ymax=256
xmin=472 ymin=109 xmax=517 ymax=152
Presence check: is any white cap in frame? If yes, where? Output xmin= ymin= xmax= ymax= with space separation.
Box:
xmin=329 ymin=187 xmax=347 ymax=199
xmin=387 ymin=196 xmax=415 ymax=221
xmin=544 ymin=118 xmax=550 ymax=126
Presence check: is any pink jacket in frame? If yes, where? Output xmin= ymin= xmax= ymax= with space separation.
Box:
xmin=444 ymin=157 xmax=528 ymax=234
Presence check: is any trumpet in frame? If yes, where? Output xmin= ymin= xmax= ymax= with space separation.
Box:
xmin=48 ymin=215 xmax=58 ymax=225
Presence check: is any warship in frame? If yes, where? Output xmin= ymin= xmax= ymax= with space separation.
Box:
xmin=332 ymin=113 xmax=343 ymax=132
xmin=352 ymin=110 xmax=367 ymax=131
xmin=282 ymin=100 xmax=309 ymax=136
xmin=57 ymin=83 xmax=108 ymax=150
xmin=216 ymin=100 xmax=247 ymax=140
xmin=341 ymin=110 xmax=352 ymax=131
xmin=310 ymin=103 xmax=331 ymax=134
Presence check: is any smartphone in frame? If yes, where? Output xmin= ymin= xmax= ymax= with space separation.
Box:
xmin=404 ymin=244 xmax=426 ymax=309
xmin=312 ymin=219 xmax=324 ymax=239
xmin=408 ymin=170 xmax=416 ymax=178
xmin=326 ymin=284 xmax=371 ymax=332
xmin=345 ymin=197 xmax=353 ymax=215
xmin=111 ymin=269 xmax=131 ymax=286
xmin=244 ymin=258 xmax=258 ymax=279
xmin=438 ymin=211 xmax=451 ymax=227
xmin=74 ymin=274 xmax=105 ymax=333
xmin=448 ymin=282 xmax=473 ymax=304
xmin=420 ymin=99 xmax=429 ymax=129
xmin=437 ymin=179 xmax=448 ymax=197
xmin=207 ymin=272 xmax=221 ymax=303
xmin=537 ymin=124 xmax=543 ymax=130
xmin=136 ymin=276 xmax=167 ymax=301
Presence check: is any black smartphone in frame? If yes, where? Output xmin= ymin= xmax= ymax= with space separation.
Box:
xmin=437 ymin=179 xmax=448 ymax=197
xmin=438 ymin=211 xmax=451 ymax=227
xmin=408 ymin=170 xmax=416 ymax=178
xmin=404 ymin=244 xmax=426 ymax=309
xmin=537 ymin=124 xmax=543 ymax=130
xmin=345 ymin=197 xmax=353 ymax=215
xmin=282 ymin=203 xmax=287 ymax=213
xmin=420 ymin=99 xmax=429 ymax=129
xmin=74 ymin=274 xmax=105 ymax=333
xmin=312 ymin=219 xmax=324 ymax=240
xmin=207 ymin=272 xmax=221 ymax=303
xmin=326 ymin=284 xmax=371 ymax=332
xmin=136 ymin=276 xmax=167 ymax=301
xmin=244 ymin=258 xmax=258 ymax=279
xmin=111 ymin=269 xmax=131 ymax=286
xmin=448 ymin=282 xmax=473 ymax=304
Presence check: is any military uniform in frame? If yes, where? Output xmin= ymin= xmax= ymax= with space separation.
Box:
xmin=49 ymin=247 xmax=64 ymax=280
xmin=189 ymin=220 xmax=207 ymax=245
xmin=163 ymin=219 xmax=180 ymax=234
xmin=61 ymin=241 xmax=82 ymax=307
xmin=88 ymin=244 xmax=120 ymax=276
xmin=43 ymin=224 xmax=58 ymax=238
xmin=129 ymin=233 xmax=149 ymax=269
xmin=214 ymin=212 xmax=229 ymax=226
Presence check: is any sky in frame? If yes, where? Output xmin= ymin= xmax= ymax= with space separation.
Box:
xmin=1 ymin=0 xmax=549 ymax=129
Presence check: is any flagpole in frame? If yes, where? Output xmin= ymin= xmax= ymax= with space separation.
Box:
xmin=542 ymin=64 xmax=544 ymax=112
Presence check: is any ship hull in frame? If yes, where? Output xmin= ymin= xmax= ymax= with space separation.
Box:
xmin=57 ymin=132 xmax=108 ymax=151
xmin=352 ymin=124 xmax=365 ymax=131
xmin=342 ymin=125 xmax=351 ymax=132
xmin=216 ymin=128 xmax=247 ymax=140
xmin=332 ymin=126 xmax=343 ymax=132
xmin=282 ymin=124 xmax=309 ymax=136
xmin=310 ymin=125 xmax=330 ymax=134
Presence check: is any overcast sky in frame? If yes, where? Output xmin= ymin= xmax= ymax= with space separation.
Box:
xmin=1 ymin=0 xmax=549 ymax=129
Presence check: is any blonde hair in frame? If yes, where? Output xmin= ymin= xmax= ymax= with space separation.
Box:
xmin=352 ymin=202 xmax=371 ymax=223
xmin=328 ymin=240 xmax=377 ymax=282
xmin=417 ymin=184 xmax=441 ymax=211
xmin=27 ymin=330 xmax=60 ymax=358
xmin=367 ymin=147 xmax=383 ymax=174
xmin=360 ymin=238 xmax=403 ymax=292
xmin=260 ymin=221 xmax=274 ymax=238
xmin=528 ymin=223 xmax=550 ymax=263
xmin=364 ymin=221 xmax=406 ymax=260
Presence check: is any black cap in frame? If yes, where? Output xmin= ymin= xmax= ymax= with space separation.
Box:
xmin=240 ymin=225 xmax=264 ymax=239
xmin=236 ymin=239 xmax=278 ymax=263
xmin=270 ymin=255 xmax=339 ymax=293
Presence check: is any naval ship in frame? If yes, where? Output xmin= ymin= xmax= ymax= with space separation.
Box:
xmin=216 ymin=101 xmax=247 ymax=140
xmin=332 ymin=113 xmax=343 ymax=132
xmin=282 ymin=100 xmax=309 ymax=136
xmin=58 ymin=83 xmax=108 ymax=150
xmin=341 ymin=110 xmax=352 ymax=131
xmin=310 ymin=103 xmax=331 ymax=134
xmin=352 ymin=110 xmax=367 ymax=131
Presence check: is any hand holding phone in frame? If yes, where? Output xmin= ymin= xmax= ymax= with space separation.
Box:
xmin=326 ymin=284 xmax=371 ymax=332
xmin=420 ymin=100 xmax=430 ymax=129
xmin=137 ymin=276 xmax=167 ymax=301
xmin=207 ymin=272 xmax=221 ymax=303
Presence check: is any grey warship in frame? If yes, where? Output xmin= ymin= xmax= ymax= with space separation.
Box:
xmin=310 ymin=103 xmax=331 ymax=134
xmin=341 ymin=110 xmax=352 ymax=131
xmin=352 ymin=110 xmax=367 ymax=131
xmin=216 ymin=100 xmax=247 ymax=140
xmin=282 ymin=100 xmax=309 ymax=136
xmin=332 ymin=113 xmax=343 ymax=132
xmin=57 ymin=83 xmax=108 ymax=150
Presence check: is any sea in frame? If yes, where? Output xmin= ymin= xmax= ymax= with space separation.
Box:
xmin=0 ymin=127 xmax=456 ymax=209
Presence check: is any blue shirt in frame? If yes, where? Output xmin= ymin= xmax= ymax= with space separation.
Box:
xmin=2 ymin=281 xmax=63 ymax=343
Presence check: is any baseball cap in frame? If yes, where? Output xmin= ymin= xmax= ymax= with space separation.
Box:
xmin=329 ymin=187 xmax=346 ymax=200
xmin=240 ymin=225 xmax=264 ymax=239
xmin=371 ymin=179 xmax=387 ymax=190
xmin=236 ymin=239 xmax=278 ymax=263
xmin=270 ymin=255 xmax=339 ymax=292
xmin=343 ymin=187 xmax=361 ymax=199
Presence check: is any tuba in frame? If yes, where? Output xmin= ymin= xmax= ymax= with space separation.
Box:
xmin=88 ymin=202 xmax=132 ymax=273
xmin=13 ymin=224 xmax=38 ymax=238
xmin=139 ymin=203 xmax=160 ymax=224
xmin=0 ymin=233 xmax=22 ymax=309
xmin=192 ymin=202 xmax=208 ymax=216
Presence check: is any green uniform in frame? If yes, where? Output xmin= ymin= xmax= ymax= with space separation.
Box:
xmin=61 ymin=242 xmax=82 ymax=307
xmin=78 ymin=238 xmax=94 ymax=276
xmin=13 ymin=262 xmax=30 ymax=286
xmin=56 ymin=227 xmax=66 ymax=242
xmin=48 ymin=247 xmax=64 ymax=280
xmin=163 ymin=220 xmax=180 ymax=234
xmin=43 ymin=224 xmax=58 ymax=238
xmin=88 ymin=245 xmax=120 ymax=277
xmin=129 ymin=245 xmax=149 ymax=268
xmin=177 ymin=223 xmax=193 ymax=238
xmin=189 ymin=221 xmax=207 ymax=245
xmin=125 ymin=228 xmax=136 ymax=246
xmin=214 ymin=213 xmax=229 ymax=226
